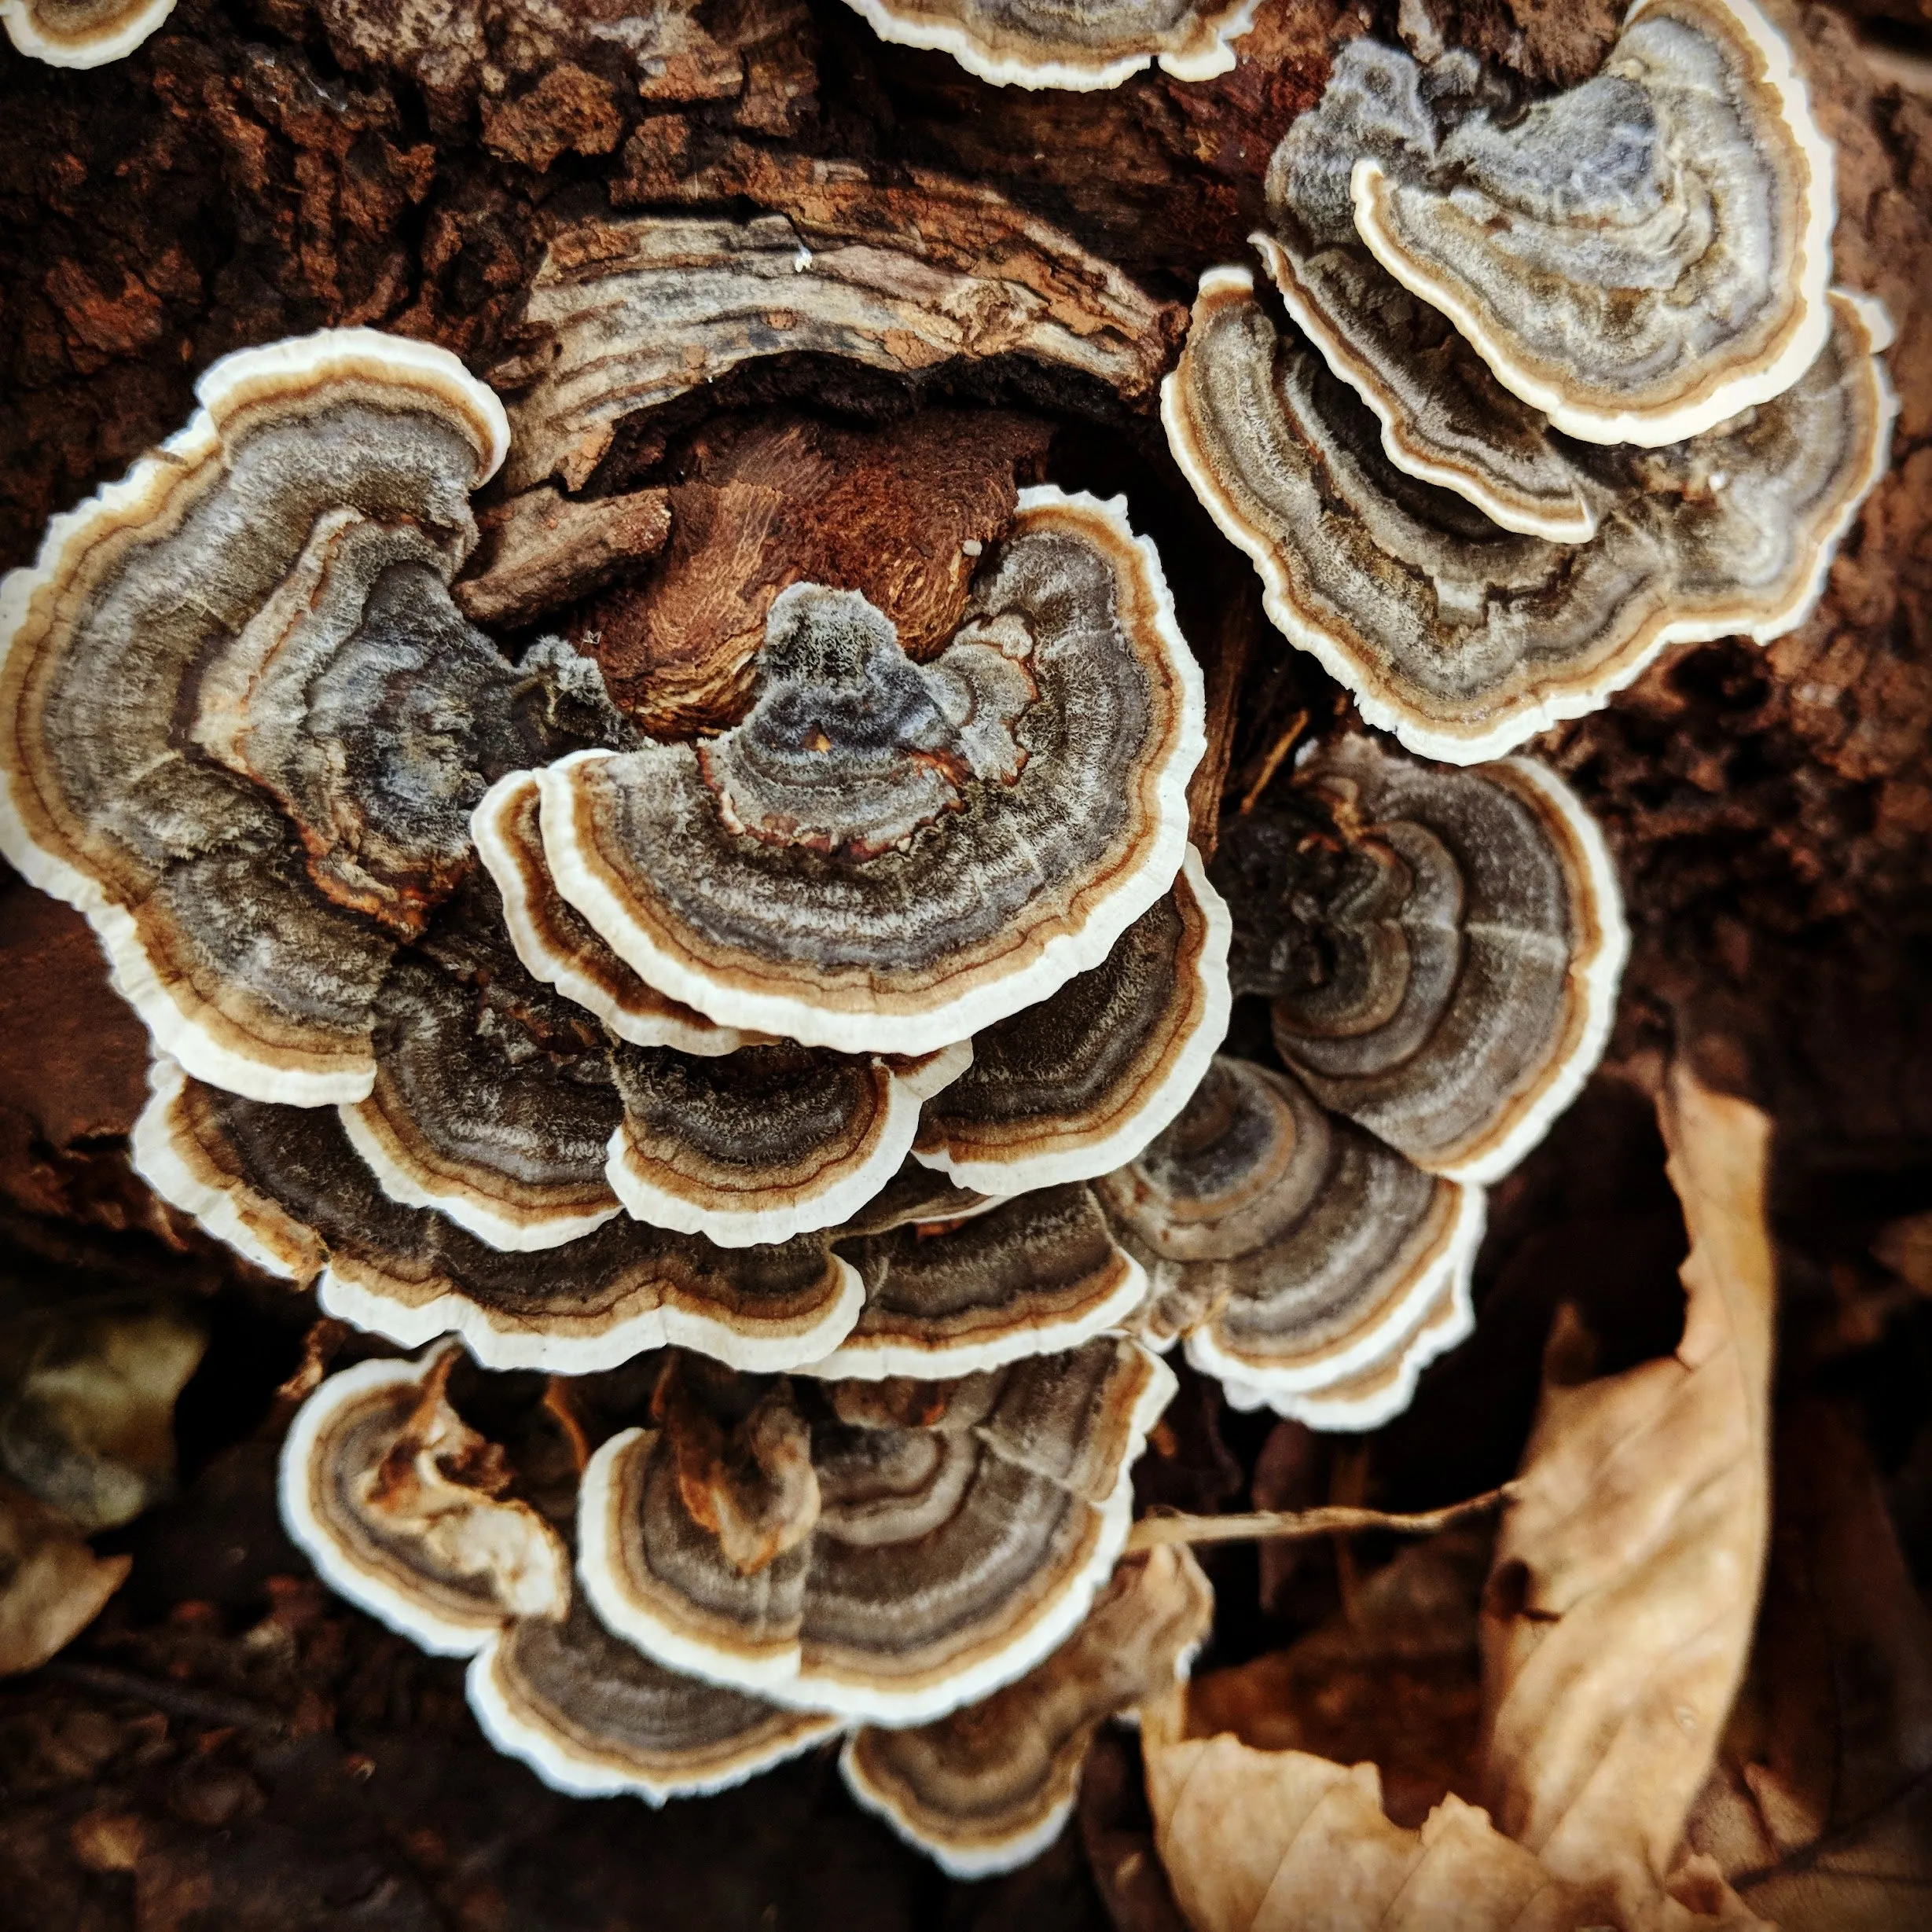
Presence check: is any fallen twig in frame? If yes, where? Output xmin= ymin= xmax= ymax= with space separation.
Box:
xmin=1126 ymin=1482 xmax=1517 ymax=1552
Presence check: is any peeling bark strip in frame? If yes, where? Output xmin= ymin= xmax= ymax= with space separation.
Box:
xmin=494 ymin=188 xmax=1184 ymax=492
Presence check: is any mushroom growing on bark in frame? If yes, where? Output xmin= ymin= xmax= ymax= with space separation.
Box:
xmin=577 ymin=1337 xmax=1174 ymax=1722
xmin=135 ymin=1059 xmax=868 ymax=1375
xmin=1166 ymin=270 xmax=1895 ymax=764
xmin=474 ymin=769 xmax=750 ymax=1056
xmin=1347 ymin=0 xmax=1836 ymax=446
xmin=813 ymin=1182 xmax=1148 ymax=1381
xmin=912 ymin=850 xmax=1232 ymax=1197
xmin=1218 ymin=736 xmax=1629 ymax=1183
xmin=833 ymin=0 xmax=1258 ymax=90
xmin=842 ymin=1543 xmax=1214 ymax=1874
xmin=1166 ymin=0 xmax=1895 ymax=762
xmin=1097 ymin=1056 xmax=1485 ymax=1430
xmin=605 ymin=1039 xmax=974 ymax=1247
xmin=530 ymin=489 xmax=1204 ymax=1053
xmin=468 ymin=1594 xmax=843 ymax=1802
xmin=279 ymin=1346 xmax=571 ymax=1656
xmin=0 ymin=329 xmax=632 ymax=1101
xmin=1255 ymin=38 xmax=1607 ymax=542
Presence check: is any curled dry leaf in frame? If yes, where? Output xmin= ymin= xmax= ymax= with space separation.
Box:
xmin=0 ymin=1479 xmax=130 ymax=1677
xmin=1686 ymin=1398 xmax=1932 ymax=1930
xmin=1142 ymin=1066 xmax=1779 ymax=1930
xmin=1480 ymin=1067 xmax=1774 ymax=1926
xmin=0 ymin=1298 xmax=208 ymax=1532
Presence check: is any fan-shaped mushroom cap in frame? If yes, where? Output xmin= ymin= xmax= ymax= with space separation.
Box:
xmin=535 ymin=488 xmax=1204 ymax=1053
xmin=339 ymin=903 xmax=625 ymax=1253
xmin=1225 ymin=739 xmax=1627 ymax=1184
xmin=0 ymin=329 xmax=534 ymax=1104
xmin=836 ymin=0 xmax=1257 ymax=90
xmin=1350 ymin=0 xmax=1836 ymax=446
xmin=1096 ymin=1056 xmax=1484 ymax=1430
xmin=279 ymin=1346 xmax=571 ymax=1657
xmin=468 ymin=1596 xmax=841 ymax=1802
xmin=810 ymin=1184 xmax=1147 ymax=1381
xmin=0 ymin=0 xmax=171 ymax=67
xmin=578 ymin=1335 xmax=1175 ymax=1723
xmin=913 ymin=849 xmax=1231 ymax=1196
xmin=134 ymin=1059 xmax=865 ymax=1375
xmin=473 ymin=770 xmax=750 ymax=1056
xmin=329 ymin=854 xmax=963 ymax=1252
xmin=1164 ymin=269 xmax=1896 ymax=763
xmin=1214 ymin=1254 xmax=1471 ymax=1430
xmin=842 ymin=1544 xmax=1212 ymax=1875
xmin=1256 ymin=40 xmax=1606 ymax=542
xmin=839 ymin=1160 xmax=994 ymax=1238
xmin=608 ymin=1040 xmax=972 ymax=1249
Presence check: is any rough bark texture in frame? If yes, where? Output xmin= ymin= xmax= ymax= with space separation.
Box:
xmin=2 ymin=0 xmax=1930 ymax=1924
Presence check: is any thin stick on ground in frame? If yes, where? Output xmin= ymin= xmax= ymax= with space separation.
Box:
xmin=1125 ymin=1482 xmax=1517 ymax=1552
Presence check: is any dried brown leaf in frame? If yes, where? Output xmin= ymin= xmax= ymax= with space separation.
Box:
xmin=1479 ymin=1067 xmax=1773 ymax=1926
xmin=1687 ymin=1398 xmax=1932 ymax=1929
xmin=0 ymin=1479 xmax=129 ymax=1677
xmin=1144 ymin=1710 xmax=1600 ymax=1930
xmin=1142 ymin=1066 xmax=1779 ymax=1931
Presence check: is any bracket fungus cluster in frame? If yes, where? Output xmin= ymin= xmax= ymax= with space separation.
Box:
xmin=0 ymin=329 xmax=631 ymax=1107
xmin=833 ymin=0 xmax=1258 ymax=90
xmin=0 ymin=282 xmax=1252 ymax=1859
xmin=1091 ymin=736 xmax=1625 ymax=1428
xmin=5 ymin=131 xmax=1635 ymax=1847
xmin=281 ymin=1333 xmax=1188 ymax=1860
xmin=1164 ymin=0 xmax=1896 ymax=762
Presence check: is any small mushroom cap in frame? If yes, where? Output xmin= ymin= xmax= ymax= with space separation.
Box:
xmin=835 ymin=0 xmax=1258 ymax=90
xmin=467 ymin=1596 xmax=841 ymax=1803
xmin=842 ymin=1544 xmax=1213 ymax=1876
xmin=606 ymin=1039 xmax=972 ymax=1248
xmin=0 ymin=329 xmax=512 ymax=1104
xmin=810 ymin=1183 xmax=1148 ymax=1381
xmin=1243 ymin=739 xmax=1626 ymax=1184
xmin=1350 ymin=0 xmax=1837 ymax=446
xmin=134 ymin=1059 xmax=866 ymax=1376
xmin=535 ymin=488 xmax=1204 ymax=1054
xmin=339 ymin=902 xmax=625 ymax=1253
xmin=1164 ymin=269 xmax=1895 ymax=763
xmin=473 ymin=770 xmax=749 ymax=1056
xmin=1097 ymin=1056 xmax=1486 ymax=1429
xmin=1212 ymin=1250 xmax=1473 ymax=1431
xmin=577 ymin=1335 xmax=1176 ymax=1724
xmin=279 ymin=1346 xmax=571 ymax=1657
xmin=913 ymin=847 xmax=1232 ymax=1196
xmin=0 ymin=0 xmax=173 ymax=68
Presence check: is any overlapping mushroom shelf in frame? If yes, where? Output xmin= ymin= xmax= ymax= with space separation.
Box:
xmin=282 ymin=1338 xmax=1210 ymax=1871
xmin=1101 ymin=734 xmax=1626 ymax=1428
xmin=1163 ymin=0 xmax=1897 ymax=764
